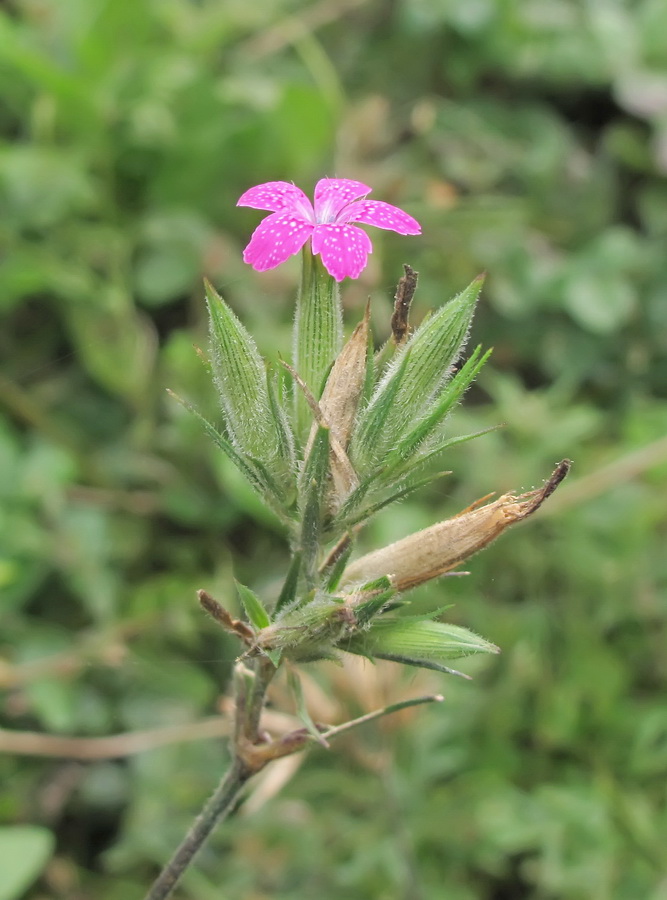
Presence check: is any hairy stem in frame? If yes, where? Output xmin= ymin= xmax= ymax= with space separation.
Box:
xmin=143 ymin=757 xmax=250 ymax=900
xmin=143 ymin=657 xmax=275 ymax=900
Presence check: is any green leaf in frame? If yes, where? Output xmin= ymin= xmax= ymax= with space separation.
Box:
xmin=349 ymin=344 xmax=412 ymax=472
xmin=266 ymin=364 xmax=296 ymax=472
xmin=235 ymin=580 xmax=271 ymax=629
xmin=360 ymin=652 xmax=469 ymax=678
xmin=351 ymin=276 xmax=484 ymax=471
xmin=206 ymin=280 xmax=285 ymax=472
xmin=298 ymin=425 xmax=331 ymax=590
xmin=407 ymin=426 xmax=500 ymax=473
xmin=351 ymin=576 xmax=396 ymax=626
xmin=265 ymin=648 xmax=283 ymax=667
xmin=324 ymin=538 xmax=354 ymax=591
xmin=382 ymin=346 xmax=492 ymax=473
xmin=293 ymin=251 xmax=343 ymax=439
xmin=274 ymin=551 xmax=302 ymax=614
xmin=0 ymin=826 xmax=55 ymax=900
xmin=168 ymin=391 xmax=292 ymax=522
xmin=337 ymin=469 xmax=452 ymax=528
xmin=287 ymin=668 xmax=328 ymax=746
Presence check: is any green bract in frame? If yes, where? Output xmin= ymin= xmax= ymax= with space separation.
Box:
xmin=206 ymin=280 xmax=295 ymax=492
xmin=349 ymin=276 xmax=484 ymax=475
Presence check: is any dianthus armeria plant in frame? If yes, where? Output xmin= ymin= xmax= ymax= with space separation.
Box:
xmin=147 ymin=178 xmax=570 ymax=900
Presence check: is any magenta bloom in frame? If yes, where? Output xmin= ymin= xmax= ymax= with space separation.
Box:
xmin=237 ymin=178 xmax=421 ymax=282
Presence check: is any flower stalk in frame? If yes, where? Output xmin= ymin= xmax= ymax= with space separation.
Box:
xmin=143 ymin=652 xmax=445 ymax=900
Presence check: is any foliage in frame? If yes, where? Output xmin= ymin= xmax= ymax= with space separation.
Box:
xmin=1 ymin=0 xmax=666 ymax=898
xmin=0 ymin=827 xmax=54 ymax=900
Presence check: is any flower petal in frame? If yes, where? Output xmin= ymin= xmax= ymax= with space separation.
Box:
xmin=342 ymin=199 xmax=421 ymax=235
xmin=311 ymin=223 xmax=373 ymax=282
xmin=237 ymin=181 xmax=314 ymax=218
xmin=314 ymin=178 xmax=372 ymax=223
xmin=243 ymin=212 xmax=313 ymax=271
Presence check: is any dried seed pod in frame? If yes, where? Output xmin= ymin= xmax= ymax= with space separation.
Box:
xmin=342 ymin=461 xmax=571 ymax=591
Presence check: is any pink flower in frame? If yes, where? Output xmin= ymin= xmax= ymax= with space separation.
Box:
xmin=237 ymin=178 xmax=421 ymax=282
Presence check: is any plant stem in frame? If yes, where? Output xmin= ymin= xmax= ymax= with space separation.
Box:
xmin=144 ymin=658 xmax=277 ymax=900
xmin=143 ymin=756 xmax=250 ymax=900
xmin=320 ymin=693 xmax=444 ymax=741
xmin=142 ymin=674 xmax=444 ymax=899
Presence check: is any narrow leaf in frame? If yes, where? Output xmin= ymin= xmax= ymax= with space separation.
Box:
xmin=205 ymin=280 xmax=282 ymax=469
xmin=407 ymin=426 xmax=501 ymax=473
xmin=235 ymin=580 xmax=271 ymax=630
xmin=351 ymin=578 xmax=396 ymax=626
xmin=266 ymin=364 xmax=297 ymax=473
xmin=287 ymin=668 xmax=329 ymax=746
xmin=275 ymin=552 xmax=302 ymax=614
xmin=323 ymin=538 xmax=354 ymax=591
xmin=349 ymin=345 xmax=413 ymax=472
xmin=356 ymin=575 xmax=393 ymax=593
xmin=382 ymin=346 xmax=492 ymax=472
xmin=298 ymin=425 xmax=331 ymax=589
xmin=321 ymin=693 xmax=444 ymax=741
xmin=167 ymin=391 xmax=290 ymax=520
xmin=337 ymin=470 xmax=452 ymax=529
xmin=361 ymin=652 xmax=470 ymax=678
xmin=351 ymin=276 xmax=484 ymax=470
xmin=328 ymin=467 xmax=383 ymax=525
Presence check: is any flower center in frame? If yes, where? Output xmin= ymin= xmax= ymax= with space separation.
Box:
xmin=315 ymin=198 xmax=342 ymax=224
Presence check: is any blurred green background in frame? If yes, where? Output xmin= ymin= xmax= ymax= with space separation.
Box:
xmin=1 ymin=0 xmax=666 ymax=898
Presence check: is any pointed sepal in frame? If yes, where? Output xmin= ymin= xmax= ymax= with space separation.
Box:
xmin=344 ymin=617 xmax=499 ymax=669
